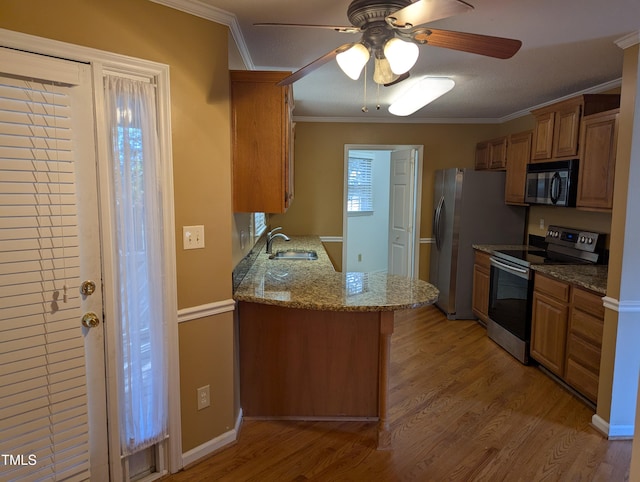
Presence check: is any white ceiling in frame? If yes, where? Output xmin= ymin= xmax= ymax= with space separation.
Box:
xmin=167 ymin=0 xmax=639 ymax=122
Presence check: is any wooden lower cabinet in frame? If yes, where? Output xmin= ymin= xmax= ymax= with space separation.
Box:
xmin=564 ymin=288 xmax=605 ymax=403
xmin=530 ymin=278 xmax=569 ymax=377
xmin=530 ymin=273 xmax=604 ymax=403
xmin=472 ymin=250 xmax=491 ymax=323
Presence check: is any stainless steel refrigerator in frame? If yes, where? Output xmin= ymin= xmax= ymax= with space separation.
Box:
xmin=429 ymin=168 xmax=526 ymax=320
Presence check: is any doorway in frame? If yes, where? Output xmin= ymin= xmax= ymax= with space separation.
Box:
xmin=0 ymin=31 xmax=181 ymax=481
xmin=342 ymin=145 xmax=423 ymax=277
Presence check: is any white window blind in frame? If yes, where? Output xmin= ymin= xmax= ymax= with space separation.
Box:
xmin=252 ymin=212 xmax=267 ymax=238
xmin=0 ymin=75 xmax=90 ymax=480
xmin=347 ymin=157 xmax=373 ymax=213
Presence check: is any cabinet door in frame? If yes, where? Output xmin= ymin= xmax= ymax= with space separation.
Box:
xmin=475 ymin=141 xmax=490 ymax=170
xmin=489 ymin=137 xmax=507 ymax=170
xmin=531 ymin=111 xmax=555 ymax=161
xmin=553 ymin=102 xmax=582 ymax=159
xmin=576 ymin=111 xmax=618 ymax=210
xmin=530 ymin=291 xmax=569 ymax=376
xmin=231 ymin=71 xmax=291 ymax=213
xmin=504 ymin=131 xmax=532 ymax=204
xmin=472 ymin=264 xmax=490 ymax=322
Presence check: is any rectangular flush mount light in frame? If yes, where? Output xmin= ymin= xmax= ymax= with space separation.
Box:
xmin=389 ymin=77 xmax=455 ymax=116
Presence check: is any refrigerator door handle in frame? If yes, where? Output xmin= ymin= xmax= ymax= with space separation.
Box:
xmin=434 ymin=195 xmax=444 ymax=250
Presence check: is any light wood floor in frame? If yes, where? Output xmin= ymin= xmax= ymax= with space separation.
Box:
xmin=166 ymin=305 xmax=632 ymax=481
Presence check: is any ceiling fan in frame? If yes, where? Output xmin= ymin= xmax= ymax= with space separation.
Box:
xmin=256 ymin=0 xmax=522 ymax=87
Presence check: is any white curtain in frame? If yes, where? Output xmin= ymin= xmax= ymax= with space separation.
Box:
xmin=104 ymin=75 xmax=168 ymax=456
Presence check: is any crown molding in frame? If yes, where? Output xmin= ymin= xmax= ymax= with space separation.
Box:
xmin=149 ymin=0 xmax=254 ymax=69
xmin=615 ymin=31 xmax=640 ymax=49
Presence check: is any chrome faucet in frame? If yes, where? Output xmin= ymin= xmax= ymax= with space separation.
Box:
xmin=266 ymin=227 xmax=290 ymax=254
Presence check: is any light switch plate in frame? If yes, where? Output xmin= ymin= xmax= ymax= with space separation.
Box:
xmin=183 ymin=225 xmax=205 ymax=250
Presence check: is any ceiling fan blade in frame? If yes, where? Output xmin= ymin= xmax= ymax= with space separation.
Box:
xmin=277 ymin=43 xmax=355 ymax=86
xmin=414 ymin=28 xmax=522 ymax=59
xmin=387 ymin=0 xmax=473 ymax=29
xmin=255 ymin=23 xmax=360 ymax=34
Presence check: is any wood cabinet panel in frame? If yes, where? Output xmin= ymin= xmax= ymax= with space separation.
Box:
xmin=577 ymin=110 xmax=619 ymax=210
xmin=564 ymin=355 xmax=599 ymax=402
xmin=489 ymin=137 xmax=508 ymax=170
xmin=553 ymin=102 xmax=582 ymax=158
xmin=475 ymin=141 xmax=491 ymax=170
xmin=231 ymin=70 xmax=294 ymax=213
xmin=534 ymin=273 xmax=570 ymax=302
xmin=532 ymin=111 xmax=555 ymax=161
xmin=530 ymin=290 xmax=569 ymax=376
xmin=472 ymin=251 xmax=491 ymax=323
xmin=530 ymin=94 xmax=620 ymax=164
xmin=239 ymin=302 xmax=380 ymax=418
xmin=504 ymin=131 xmax=532 ymax=204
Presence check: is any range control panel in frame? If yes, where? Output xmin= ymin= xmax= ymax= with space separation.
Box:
xmin=546 ymin=225 xmax=604 ymax=253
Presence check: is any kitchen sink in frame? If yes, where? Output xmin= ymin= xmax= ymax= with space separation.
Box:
xmin=269 ymin=249 xmax=318 ymax=260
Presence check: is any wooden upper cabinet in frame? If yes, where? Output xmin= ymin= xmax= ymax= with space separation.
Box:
xmin=530 ymin=94 xmax=620 ymax=164
xmin=576 ymin=109 xmax=619 ymax=211
xmin=489 ymin=137 xmax=508 ymax=169
xmin=475 ymin=136 xmax=507 ymax=171
xmin=531 ymin=111 xmax=555 ymax=161
xmin=504 ymin=131 xmax=532 ymax=205
xmin=231 ymin=70 xmax=294 ymax=213
xmin=474 ymin=141 xmax=491 ymax=170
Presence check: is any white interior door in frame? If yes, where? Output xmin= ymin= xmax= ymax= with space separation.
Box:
xmin=388 ymin=148 xmax=416 ymax=277
xmin=0 ymin=48 xmax=109 ymax=480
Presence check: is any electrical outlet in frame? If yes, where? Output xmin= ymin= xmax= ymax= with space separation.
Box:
xmin=183 ymin=225 xmax=205 ymax=250
xmin=197 ymin=385 xmax=210 ymax=410
xmin=539 ymin=218 xmax=545 ymax=230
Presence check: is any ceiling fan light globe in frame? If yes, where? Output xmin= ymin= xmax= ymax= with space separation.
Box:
xmin=373 ymin=56 xmax=395 ymax=85
xmin=336 ymin=43 xmax=370 ymax=80
xmin=384 ymin=38 xmax=419 ymax=75
xmin=389 ymin=77 xmax=455 ymax=116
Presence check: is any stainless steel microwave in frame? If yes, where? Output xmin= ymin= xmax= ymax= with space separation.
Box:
xmin=525 ymin=159 xmax=579 ymax=207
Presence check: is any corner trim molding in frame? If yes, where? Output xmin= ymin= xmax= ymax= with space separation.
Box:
xmin=319 ymin=236 xmax=343 ymax=243
xmin=592 ymin=414 xmax=635 ymax=440
xmin=148 ymin=0 xmax=255 ymax=69
xmin=615 ymin=31 xmax=640 ymax=49
xmin=182 ymin=409 xmax=243 ymax=468
xmin=602 ymin=296 xmax=640 ymax=313
xmin=177 ymin=299 xmax=236 ymax=323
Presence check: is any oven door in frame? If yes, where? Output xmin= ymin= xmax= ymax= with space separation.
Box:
xmin=488 ymin=256 xmax=533 ymax=341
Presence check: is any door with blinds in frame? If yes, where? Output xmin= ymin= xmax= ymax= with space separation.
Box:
xmin=0 ymin=49 xmax=109 ymax=480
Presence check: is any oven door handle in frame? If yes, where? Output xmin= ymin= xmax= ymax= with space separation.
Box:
xmin=490 ymin=257 xmax=531 ymax=279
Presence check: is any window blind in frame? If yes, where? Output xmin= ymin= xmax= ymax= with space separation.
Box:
xmin=347 ymin=157 xmax=373 ymax=213
xmin=0 ymin=75 xmax=90 ymax=480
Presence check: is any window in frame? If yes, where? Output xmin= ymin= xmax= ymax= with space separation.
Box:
xmin=347 ymin=157 xmax=373 ymax=214
xmin=252 ymin=212 xmax=267 ymax=239
xmin=104 ymin=75 xmax=168 ymax=459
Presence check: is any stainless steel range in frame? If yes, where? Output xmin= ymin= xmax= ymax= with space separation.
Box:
xmin=486 ymin=225 xmax=606 ymax=364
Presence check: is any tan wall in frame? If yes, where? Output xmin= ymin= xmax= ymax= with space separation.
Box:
xmin=271 ymin=121 xmax=502 ymax=277
xmin=1 ymin=0 xmax=236 ymax=452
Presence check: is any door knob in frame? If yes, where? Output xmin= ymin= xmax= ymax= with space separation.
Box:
xmin=81 ymin=280 xmax=96 ymax=296
xmin=81 ymin=312 xmax=100 ymax=329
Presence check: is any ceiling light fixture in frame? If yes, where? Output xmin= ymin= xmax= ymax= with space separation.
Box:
xmin=383 ymin=38 xmax=419 ymax=75
xmin=336 ymin=43 xmax=370 ymax=80
xmin=388 ymin=77 xmax=455 ymax=116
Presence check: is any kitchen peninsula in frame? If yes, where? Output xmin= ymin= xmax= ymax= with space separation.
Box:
xmin=233 ymin=236 xmax=439 ymax=449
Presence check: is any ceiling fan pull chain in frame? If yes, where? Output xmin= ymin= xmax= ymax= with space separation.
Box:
xmin=361 ymin=63 xmax=368 ymax=112
xmin=376 ymin=82 xmax=381 ymax=110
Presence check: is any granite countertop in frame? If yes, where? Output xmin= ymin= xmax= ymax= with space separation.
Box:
xmin=234 ymin=235 xmax=439 ymax=312
xmin=472 ymin=244 xmax=608 ymax=295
